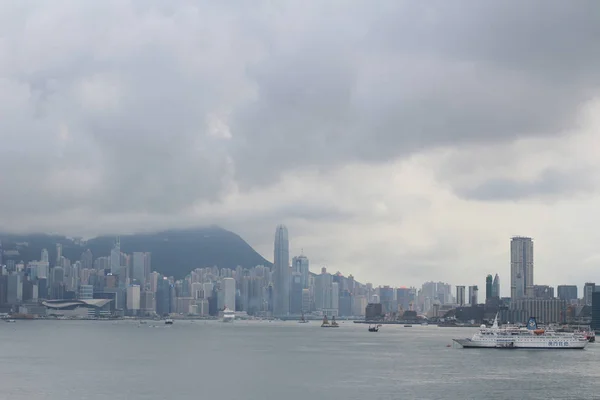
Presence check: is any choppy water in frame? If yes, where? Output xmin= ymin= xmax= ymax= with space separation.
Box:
xmin=0 ymin=319 xmax=598 ymax=399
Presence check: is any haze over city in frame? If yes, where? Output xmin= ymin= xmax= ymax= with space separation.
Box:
xmin=2 ymin=1 xmax=600 ymax=294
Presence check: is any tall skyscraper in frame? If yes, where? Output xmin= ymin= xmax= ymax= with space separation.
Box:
xmin=222 ymin=277 xmax=236 ymax=310
xmin=273 ymin=225 xmax=290 ymax=316
xmin=41 ymin=248 xmax=49 ymax=263
xmin=492 ymin=274 xmax=500 ymax=298
xmin=132 ymin=252 xmax=150 ymax=288
xmin=80 ymin=249 xmax=93 ymax=270
xmin=456 ymin=285 xmax=465 ymax=306
xmin=55 ymin=243 xmax=62 ymax=266
xmin=510 ymin=236 xmax=534 ymax=299
xmin=110 ymin=237 xmax=120 ymax=275
xmin=584 ymin=282 xmax=596 ymax=306
xmin=292 ymin=254 xmax=309 ymax=289
xmin=485 ymin=275 xmax=493 ymax=300
xmin=468 ymin=285 xmax=478 ymax=305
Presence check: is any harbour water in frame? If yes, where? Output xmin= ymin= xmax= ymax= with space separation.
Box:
xmin=1 ymin=320 xmax=598 ymax=399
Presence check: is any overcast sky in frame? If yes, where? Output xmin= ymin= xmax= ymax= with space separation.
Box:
xmin=1 ymin=1 xmax=600 ymax=294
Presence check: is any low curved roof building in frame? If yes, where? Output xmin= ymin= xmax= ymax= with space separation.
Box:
xmin=42 ymin=299 xmax=113 ymax=317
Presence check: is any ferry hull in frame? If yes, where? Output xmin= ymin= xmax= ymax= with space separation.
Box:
xmin=453 ymin=338 xmax=587 ymax=349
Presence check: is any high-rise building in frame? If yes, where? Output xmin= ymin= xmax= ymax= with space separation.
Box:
xmin=292 ymin=254 xmax=309 ymax=289
xmin=110 ymin=237 xmax=120 ymax=275
xmin=492 ymin=274 xmax=500 ymax=298
xmin=80 ymin=249 xmax=93 ymax=270
xmin=510 ymin=236 xmax=534 ymax=299
xmin=55 ymin=243 xmax=62 ymax=266
xmin=290 ymin=272 xmax=303 ymax=314
xmin=273 ymin=225 xmax=290 ymax=316
xmin=126 ymin=284 xmax=141 ymax=314
xmin=486 ymin=275 xmax=493 ymax=300
xmin=79 ymin=284 xmax=93 ymax=299
xmin=456 ymin=285 xmax=466 ymax=306
xmin=396 ymin=287 xmax=416 ymax=311
xmin=591 ymin=292 xmax=600 ymax=331
xmin=584 ymin=282 xmax=596 ymax=306
xmin=468 ymin=285 xmax=478 ymax=305
xmin=132 ymin=252 xmax=150 ymax=288
xmin=222 ymin=277 xmax=236 ymax=310
xmin=156 ymin=277 xmax=171 ymax=316
xmin=557 ymin=285 xmax=577 ymax=303
xmin=41 ymin=248 xmax=49 ymax=263
xmin=533 ymin=285 xmax=554 ymax=299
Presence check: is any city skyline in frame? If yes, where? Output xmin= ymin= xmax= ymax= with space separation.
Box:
xmin=0 ymin=223 xmax=595 ymax=324
xmin=0 ymin=227 xmax=595 ymax=298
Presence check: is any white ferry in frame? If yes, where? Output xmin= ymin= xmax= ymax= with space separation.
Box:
xmin=222 ymin=308 xmax=235 ymax=323
xmin=453 ymin=315 xmax=589 ymax=349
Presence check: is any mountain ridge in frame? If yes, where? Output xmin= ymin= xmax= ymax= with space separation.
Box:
xmin=0 ymin=226 xmax=272 ymax=279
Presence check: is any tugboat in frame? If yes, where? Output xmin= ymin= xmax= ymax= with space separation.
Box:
xmin=321 ymin=315 xmax=339 ymax=328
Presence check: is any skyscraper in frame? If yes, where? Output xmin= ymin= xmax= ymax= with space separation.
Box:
xmin=510 ymin=236 xmax=534 ymax=299
xmin=456 ymin=285 xmax=465 ymax=306
xmin=292 ymin=254 xmax=309 ymax=289
xmin=492 ymin=274 xmax=500 ymax=298
xmin=468 ymin=285 xmax=478 ymax=305
xmin=222 ymin=277 xmax=236 ymax=310
xmin=110 ymin=237 xmax=120 ymax=275
xmin=486 ymin=274 xmax=493 ymax=300
xmin=55 ymin=243 xmax=62 ymax=266
xmin=273 ymin=225 xmax=290 ymax=316
xmin=41 ymin=248 xmax=49 ymax=263
xmin=132 ymin=252 xmax=150 ymax=288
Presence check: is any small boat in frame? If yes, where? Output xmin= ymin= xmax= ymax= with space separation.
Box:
xmin=299 ymin=312 xmax=309 ymax=323
xmin=404 ymin=324 xmax=412 ymax=327
xmin=164 ymin=318 xmax=174 ymax=325
xmin=4 ymin=319 xmax=16 ymax=323
xmin=368 ymin=324 xmax=381 ymax=332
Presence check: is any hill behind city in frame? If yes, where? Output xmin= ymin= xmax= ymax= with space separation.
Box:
xmin=0 ymin=226 xmax=272 ymax=279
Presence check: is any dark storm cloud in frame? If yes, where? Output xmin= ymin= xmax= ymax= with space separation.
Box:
xmin=0 ymin=0 xmax=598 ymax=226
xmin=230 ymin=0 xmax=600 ymax=187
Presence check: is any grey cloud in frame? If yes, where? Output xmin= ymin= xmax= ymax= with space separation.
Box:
xmin=230 ymin=1 xmax=600 ymax=187
xmin=0 ymin=1 xmax=598 ymax=231
xmin=457 ymin=169 xmax=595 ymax=201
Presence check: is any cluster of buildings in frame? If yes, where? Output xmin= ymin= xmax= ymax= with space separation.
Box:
xmin=413 ymin=237 xmax=598 ymax=325
xmin=0 ymin=226 xmax=378 ymax=318
xmin=0 ymin=232 xmax=597 ymax=324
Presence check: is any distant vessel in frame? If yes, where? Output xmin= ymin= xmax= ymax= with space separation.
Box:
xmin=321 ymin=315 xmax=339 ymax=328
xmin=368 ymin=324 xmax=381 ymax=332
xmin=222 ymin=308 xmax=235 ymax=323
xmin=404 ymin=324 xmax=412 ymax=327
xmin=164 ymin=318 xmax=173 ymax=325
xmin=299 ymin=312 xmax=309 ymax=323
xmin=453 ymin=315 xmax=589 ymax=349
xmin=4 ymin=319 xmax=16 ymax=323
